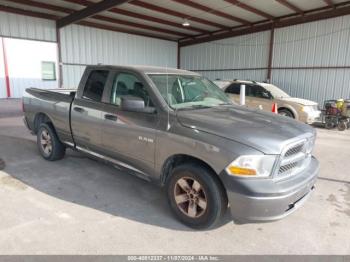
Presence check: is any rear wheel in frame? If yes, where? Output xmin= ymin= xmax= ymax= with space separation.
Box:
xmin=278 ymin=108 xmax=294 ymax=118
xmin=166 ymin=163 xmax=227 ymax=229
xmin=37 ymin=123 xmax=65 ymax=161
xmin=337 ymin=120 xmax=347 ymax=131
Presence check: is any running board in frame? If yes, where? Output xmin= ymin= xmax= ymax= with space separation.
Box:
xmin=63 ymin=142 xmax=151 ymax=182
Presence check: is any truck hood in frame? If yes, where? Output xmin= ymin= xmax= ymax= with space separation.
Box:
xmin=279 ymin=97 xmax=318 ymax=106
xmin=176 ymin=106 xmax=314 ymax=154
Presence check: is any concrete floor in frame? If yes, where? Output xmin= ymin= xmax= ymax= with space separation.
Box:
xmin=0 ymin=99 xmax=349 ymax=254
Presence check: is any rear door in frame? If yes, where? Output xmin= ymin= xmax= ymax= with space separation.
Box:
xmin=71 ymin=68 xmax=112 ymax=152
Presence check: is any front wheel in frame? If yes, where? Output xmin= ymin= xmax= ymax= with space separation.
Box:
xmin=166 ymin=163 xmax=227 ymax=229
xmin=337 ymin=120 xmax=347 ymax=131
xmin=278 ymin=109 xmax=294 ymax=118
xmin=37 ymin=123 xmax=66 ymax=161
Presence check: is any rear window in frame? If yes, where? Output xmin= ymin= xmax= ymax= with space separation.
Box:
xmin=83 ymin=70 xmax=109 ymax=102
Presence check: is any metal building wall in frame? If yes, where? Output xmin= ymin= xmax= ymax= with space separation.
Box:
xmin=180 ymin=14 xmax=350 ymax=105
xmin=180 ymin=31 xmax=270 ymax=82
xmin=0 ymin=39 xmax=6 ymax=98
xmin=0 ymin=11 xmax=56 ymax=42
xmin=60 ymin=25 xmax=178 ymax=88
xmin=271 ymin=15 xmax=350 ymax=104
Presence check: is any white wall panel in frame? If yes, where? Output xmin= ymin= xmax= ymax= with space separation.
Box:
xmin=273 ymin=15 xmax=350 ymax=67
xmin=62 ymin=65 xmax=86 ymax=89
xmin=60 ymin=25 xmax=178 ymax=88
xmin=180 ymin=14 xmax=350 ymax=105
xmin=180 ymin=31 xmax=270 ymax=80
xmin=271 ymin=15 xmax=350 ymax=104
xmin=0 ymin=38 xmax=6 ymax=98
xmin=0 ymin=11 xmax=56 ymax=42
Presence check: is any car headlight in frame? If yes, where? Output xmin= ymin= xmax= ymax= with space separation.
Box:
xmin=302 ymin=105 xmax=318 ymax=113
xmin=225 ymin=155 xmax=277 ymax=178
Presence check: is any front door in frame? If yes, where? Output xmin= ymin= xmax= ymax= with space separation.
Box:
xmin=101 ymin=71 xmax=159 ymax=176
xmin=247 ymin=84 xmax=274 ymax=111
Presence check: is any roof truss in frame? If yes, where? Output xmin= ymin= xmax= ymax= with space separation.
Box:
xmin=57 ymin=0 xmax=132 ymax=28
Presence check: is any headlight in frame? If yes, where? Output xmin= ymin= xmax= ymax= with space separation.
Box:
xmin=225 ymin=155 xmax=277 ymax=178
xmin=305 ymin=136 xmax=316 ymax=154
xmin=302 ymin=105 xmax=318 ymax=113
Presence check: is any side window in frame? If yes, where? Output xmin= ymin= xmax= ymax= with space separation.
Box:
xmin=83 ymin=70 xmax=109 ymax=102
xmin=225 ymin=83 xmax=241 ymax=94
xmin=250 ymin=85 xmax=271 ymax=99
xmin=111 ymin=72 xmax=153 ymax=107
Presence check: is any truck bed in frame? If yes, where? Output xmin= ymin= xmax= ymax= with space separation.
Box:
xmin=23 ymin=88 xmax=76 ymax=144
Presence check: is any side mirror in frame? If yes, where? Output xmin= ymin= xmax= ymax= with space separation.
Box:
xmin=120 ymin=96 xmax=156 ymax=113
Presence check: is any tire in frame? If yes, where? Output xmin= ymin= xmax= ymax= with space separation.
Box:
xmin=37 ymin=123 xmax=66 ymax=161
xmin=166 ymin=163 xmax=227 ymax=229
xmin=325 ymin=120 xmax=334 ymax=130
xmin=337 ymin=121 xmax=347 ymax=131
xmin=278 ymin=108 xmax=294 ymax=118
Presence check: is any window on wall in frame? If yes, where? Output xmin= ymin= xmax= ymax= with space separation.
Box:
xmin=41 ymin=61 xmax=56 ymax=80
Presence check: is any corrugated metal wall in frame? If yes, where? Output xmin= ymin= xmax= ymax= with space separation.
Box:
xmin=271 ymin=15 xmax=350 ymax=104
xmin=60 ymin=25 xmax=178 ymax=88
xmin=0 ymin=11 xmax=56 ymax=42
xmin=180 ymin=14 xmax=350 ymax=105
xmin=180 ymin=31 xmax=270 ymax=81
xmin=0 ymin=39 xmax=6 ymax=98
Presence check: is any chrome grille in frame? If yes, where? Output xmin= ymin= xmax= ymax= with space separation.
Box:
xmin=275 ymin=135 xmax=315 ymax=179
xmin=284 ymin=143 xmax=304 ymax=157
xmin=279 ymin=162 xmax=299 ymax=174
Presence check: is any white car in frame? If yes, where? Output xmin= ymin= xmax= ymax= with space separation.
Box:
xmin=215 ymin=80 xmax=322 ymax=124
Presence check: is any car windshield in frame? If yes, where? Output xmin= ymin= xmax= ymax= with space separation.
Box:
xmin=148 ymin=74 xmax=233 ymax=109
xmin=261 ymin=83 xmax=290 ymax=98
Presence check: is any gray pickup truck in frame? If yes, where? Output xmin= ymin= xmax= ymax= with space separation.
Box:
xmin=23 ymin=65 xmax=319 ymax=229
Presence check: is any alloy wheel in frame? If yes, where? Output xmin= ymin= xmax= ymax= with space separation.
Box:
xmin=174 ymin=177 xmax=207 ymax=218
xmin=40 ymin=128 xmax=52 ymax=156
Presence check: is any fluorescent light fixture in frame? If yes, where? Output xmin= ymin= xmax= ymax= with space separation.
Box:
xmin=182 ymin=19 xmax=190 ymax=27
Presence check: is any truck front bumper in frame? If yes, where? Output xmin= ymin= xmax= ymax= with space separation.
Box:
xmin=221 ymin=157 xmax=319 ymax=223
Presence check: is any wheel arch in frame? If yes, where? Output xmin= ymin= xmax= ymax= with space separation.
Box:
xmin=33 ymin=112 xmax=55 ymax=134
xmin=278 ymin=106 xmax=298 ymax=119
xmin=160 ymin=154 xmax=227 ymax=195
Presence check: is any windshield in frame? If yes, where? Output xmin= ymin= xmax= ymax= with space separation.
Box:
xmin=148 ymin=74 xmax=232 ymax=109
xmin=261 ymin=83 xmax=290 ymax=98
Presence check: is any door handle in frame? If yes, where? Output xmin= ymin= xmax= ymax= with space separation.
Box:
xmin=104 ymin=114 xmax=118 ymax=121
xmin=73 ymin=107 xmax=85 ymax=113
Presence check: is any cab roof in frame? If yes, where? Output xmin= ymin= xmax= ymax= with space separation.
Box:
xmin=86 ymin=65 xmax=200 ymax=76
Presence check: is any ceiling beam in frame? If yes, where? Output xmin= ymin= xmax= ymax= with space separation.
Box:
xmin=170 ymin=0 xmax=251 ymax=25
xmin=224 ymin=0 xmax=274 ymax=20
xmin=63 ymin=0 xmax=208 ymax=33
xmin=9 ymin=0 xmax=74 ymax=14
xmin=179 ymin=3 xmax=350 ymax=46
xmin=324 ymin=0 xmax=335 ymax=8
xmin=9 ymin=0 xmax=189 ymax=37
xmin=0 ymin=4 xmax=59 ymax=20
xmin=275 ymin=0 xmax=304 ymax=14
xmin=0 ymin=4 xmax=176 ymax=42
xmin=130 ymin=0 xmax=230 ymax=29
xmin=57 ymin=0 xmax=132 ymax=28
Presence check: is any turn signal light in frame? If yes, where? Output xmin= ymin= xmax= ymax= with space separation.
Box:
xmin=227 ymin=166 xmax=257 ymax=176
